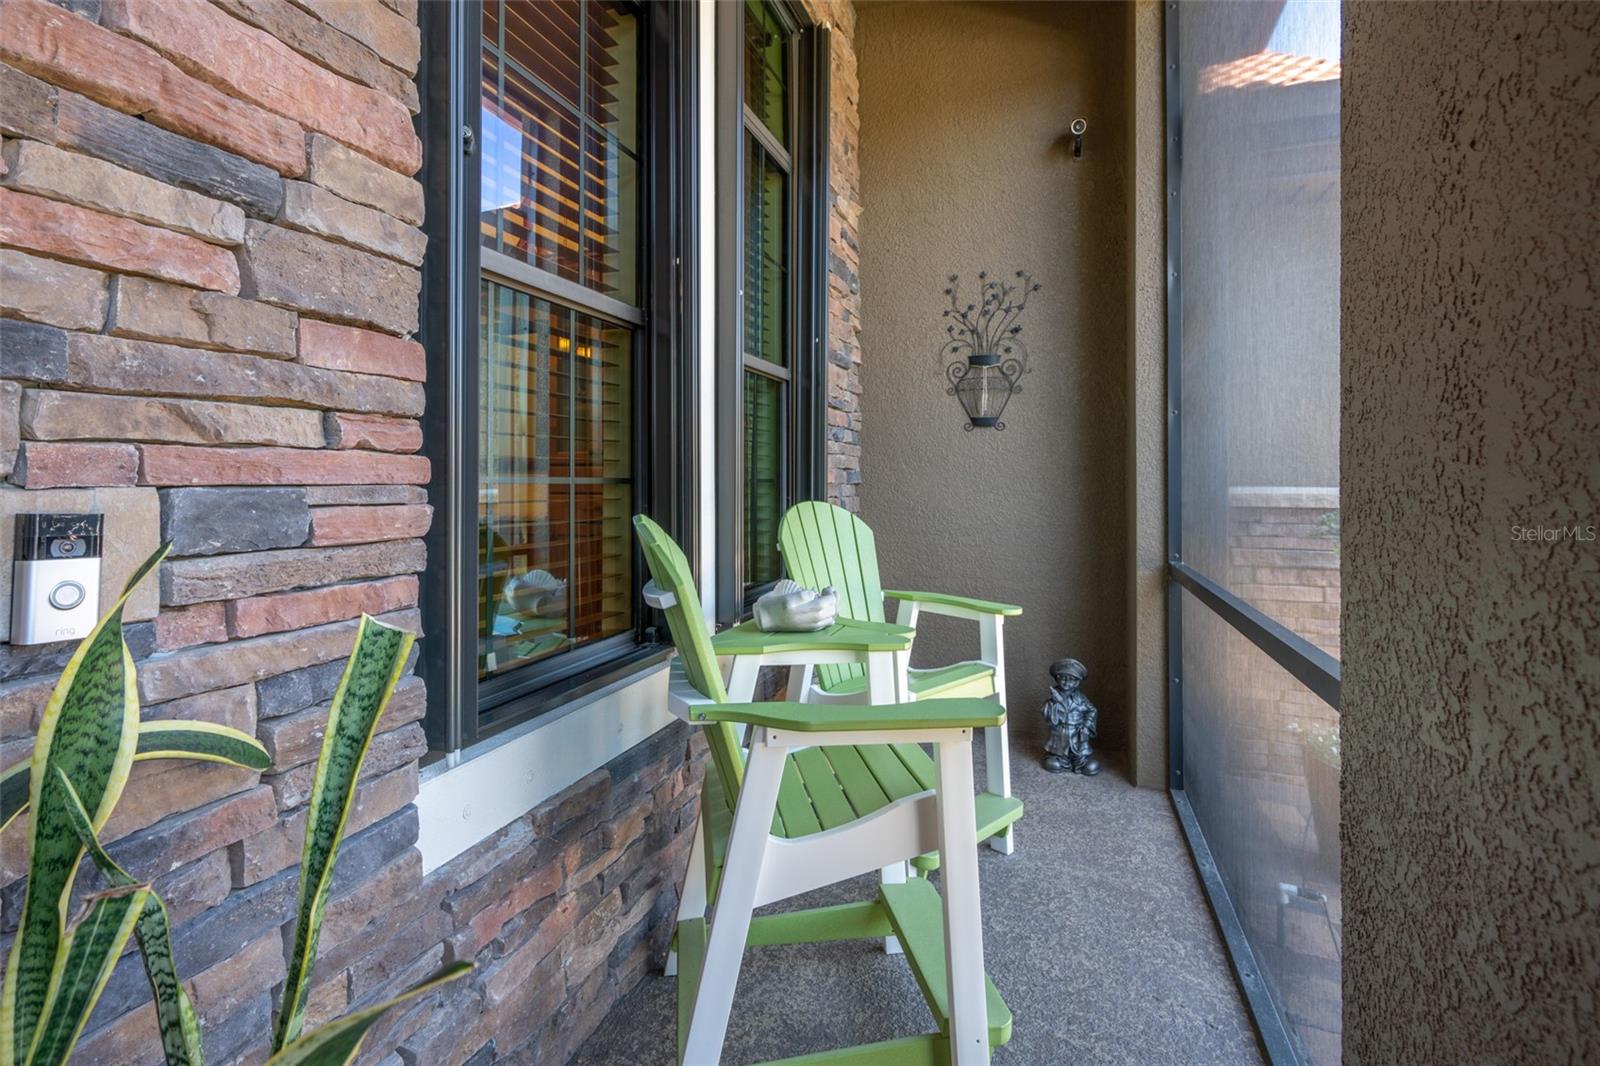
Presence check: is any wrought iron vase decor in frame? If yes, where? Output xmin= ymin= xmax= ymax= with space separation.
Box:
xmin=940 ymin=271 xmax=1040 ymax=430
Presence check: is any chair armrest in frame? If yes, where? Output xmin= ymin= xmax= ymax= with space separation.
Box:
xmin=883 ymin=590 xmax=1022 ymax=617
xmin=693 ymin=697 xmax=1005 ymax=733
xmin=711 ymin=617 xmax=915 ymax=656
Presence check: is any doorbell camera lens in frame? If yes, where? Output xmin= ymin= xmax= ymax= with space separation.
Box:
xmin=49 ymin=538 xmax=86 ymax=559
xmin=14 ymin=513 xmax=103 ymax=561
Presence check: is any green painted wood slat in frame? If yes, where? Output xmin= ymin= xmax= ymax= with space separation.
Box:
xmin=879 ymin=878 xmax=1014 ymax=1047
xmin=857 ymin=742 xmax=923 ymax=802
xmin=819 ymin=745 xmax=890 ymax=817
xmin=775 ymin=757 xmax=822 ymax=837
xmin=891 ymin=743 xmax=937 ymax=792
xmin=790 ymin=747 xmax=855 ymax=829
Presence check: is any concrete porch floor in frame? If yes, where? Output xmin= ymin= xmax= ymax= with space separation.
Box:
xmin=573 ymin=735 xmax=1263 ymax=1066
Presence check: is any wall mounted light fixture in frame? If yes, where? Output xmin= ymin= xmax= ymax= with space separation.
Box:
xmin=940 ymin=271 xmax=1040 ymax=430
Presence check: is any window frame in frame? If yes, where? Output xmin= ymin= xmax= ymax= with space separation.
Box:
xmin=714 ymin=0 xmax=830 ymax=623
xmin=419 ymin=0 xmax=700 ymax=754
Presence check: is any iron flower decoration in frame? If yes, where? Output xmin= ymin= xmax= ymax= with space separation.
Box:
xmin=940 ymin=271 xmax=1040 ymax=430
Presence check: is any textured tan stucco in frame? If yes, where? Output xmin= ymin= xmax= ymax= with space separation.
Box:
xmin=1126 ymin=0 xmax=1166 ymax=788
xmin=1342 ymin=3 xmax=1600 ymax=1061
xmin=858 ymin=1 xmax=1130 ymax=745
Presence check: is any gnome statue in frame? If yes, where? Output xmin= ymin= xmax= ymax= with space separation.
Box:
xmin=1041 ymin=657 xmax=1100 ymax=775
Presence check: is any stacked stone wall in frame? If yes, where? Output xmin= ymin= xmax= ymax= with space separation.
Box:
xmin=0 ymin=1 xmax=861 ymax=1062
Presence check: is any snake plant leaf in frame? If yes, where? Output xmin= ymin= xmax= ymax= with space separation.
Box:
xmin=1 ymin=760 xmax=27 ymax=833
xmin=135 ymin=721 xmax=270 ymax=771
xmin=25 ymin=882 xmax=149 ymax=1066
xmin=2 ymin=542 xmax=170 ymax=1066
xmin=265 ymin=963 xmax=471 ymax=1066
xmin=50 ymin=768 xmax=203 ymax=1066
xmin=272 ymin=616 xmax=415 ymax=1052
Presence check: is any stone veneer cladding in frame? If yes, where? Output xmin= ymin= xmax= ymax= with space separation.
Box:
xmin=0 ymin=1 xmax=863 ymax=1063
xmin=807 ymin=0 xmax=864 ymax=512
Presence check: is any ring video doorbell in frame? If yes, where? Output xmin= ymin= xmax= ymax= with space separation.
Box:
xmin=11 ymin=513 xmax=103 ymax=646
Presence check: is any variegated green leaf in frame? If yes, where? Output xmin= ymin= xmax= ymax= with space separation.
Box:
xmin=2 ymin=542 xmax=171 ymax=1066
xmin=0 ymin=760 xmax=28 ymax=833
xmin=272 ymin=616 xmax=415 ymax=1052
xmin=135 ymin=721 xmax=270 ymax=771
xmin=51 ymin=768 xmax=203 ymax=1066
xmin=265 ymin=963 xmax=471 ymax=1066
xmin=26 ymin=882 xmax=149 ymax=1066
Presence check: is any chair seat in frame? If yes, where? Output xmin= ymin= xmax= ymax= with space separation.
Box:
xmin=819 ymin=660 xmax=997 ymax=701
xmin=699 ymin=742 xmax=1024 ymax=898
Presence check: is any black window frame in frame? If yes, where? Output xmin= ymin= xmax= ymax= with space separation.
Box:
xmin=714 ymin=0 xmax=830 ymax=623
xmin=418 ymin=0 xmax=700 ymax=753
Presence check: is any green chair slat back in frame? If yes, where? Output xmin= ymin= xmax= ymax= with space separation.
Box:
xmin=633 ymin=515 xmax=745 ymax=806
xmin=777 ymin=501 xmax=886 ymax=691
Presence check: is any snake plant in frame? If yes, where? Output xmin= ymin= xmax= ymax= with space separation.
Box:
xmin=0 ymin=542 xmax=266 ymax=1066
xmin=0 ymin=546 xmax=469 ymax=1065
xmin=271 ymin=612 xmax=430 ymax=1052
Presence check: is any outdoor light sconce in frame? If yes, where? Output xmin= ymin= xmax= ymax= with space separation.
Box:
xmin=940 ymin=271 xmax=1039 ymax=430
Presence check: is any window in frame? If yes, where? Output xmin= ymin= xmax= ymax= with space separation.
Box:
xmin=420 ymin=0 xmax=698 ymax=751
xmin=478 ymin=0 xmax=640 ymax=685
xmin=1166 ymin=2 xmax=1342 ymax=1064
xmin=716 ymin=0 xmax=830 ymax=619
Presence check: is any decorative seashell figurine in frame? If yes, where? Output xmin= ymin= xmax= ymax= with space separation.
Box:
xmin=502 ymin=569 xmax=567 ymax=620
xmin=753 ymin=579 xmax=839 ymax=632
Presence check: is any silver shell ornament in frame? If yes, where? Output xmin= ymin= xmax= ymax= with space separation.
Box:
xmin=753 ymin=579 xmax=839 ymax=632
xmin=502 ymin=569 xmax=567 ymax=619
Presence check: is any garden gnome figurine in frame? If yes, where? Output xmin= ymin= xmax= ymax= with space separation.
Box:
xmin=1041 ymin=657 xmax=1100 ymax=775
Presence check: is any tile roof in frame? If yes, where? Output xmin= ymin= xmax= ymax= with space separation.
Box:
xmin=1200 ymin=50 xmax=1341 ymax=93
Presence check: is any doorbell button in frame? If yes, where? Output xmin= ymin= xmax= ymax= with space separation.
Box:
xmin=49 ymin=581 xmax=87 ymax=611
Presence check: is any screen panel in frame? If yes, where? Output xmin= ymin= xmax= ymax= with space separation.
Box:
xmin=1177 ymin=0 xmax=1342 ymax=659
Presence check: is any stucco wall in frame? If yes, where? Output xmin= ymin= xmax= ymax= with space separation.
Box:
xmin=1125 ymin=0 xmax=1166 ymax=787
xmin=1341 ymin=2 xmax=1600 ymax=1061
xmin=857 ymin=0 xmax=1129 ymax=747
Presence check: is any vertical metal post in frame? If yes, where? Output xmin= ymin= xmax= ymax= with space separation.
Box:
xmin=1163 ymin=0 xmax=1184 ymax=793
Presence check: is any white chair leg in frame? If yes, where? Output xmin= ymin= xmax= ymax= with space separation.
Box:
xmin=665 ymin=813 xmax=708 ymax=977
xmin=979 ymin=617 xmax=1014 ymax=854
xmin=984 ymin=720 xmax=1014 ymax=855
xmin=726 ymin=654 xmax=763 ymax=703
xmin=786 ymin=664 xmax=813 ymax=703
xmin=934 ymin=734 xmax=992 ymax=1066
xmin=879 ymin=861 xmax=908 ymax=955
xmin=682 ymin=739 xmax=785 ymax=1066
xmin=865 ymin=649 xmax=897 ymax=704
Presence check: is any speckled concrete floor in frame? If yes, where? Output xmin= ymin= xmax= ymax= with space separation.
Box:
xmin=573 ymin=738 xmax=1264 ymax=1066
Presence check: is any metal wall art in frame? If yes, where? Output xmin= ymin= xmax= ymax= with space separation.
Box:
xmin=940 ymin=271 xmax=1040 ymax=430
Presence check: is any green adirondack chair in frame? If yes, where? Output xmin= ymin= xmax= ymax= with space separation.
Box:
xmin=634 ymin=515 xmax=1022 ymax=1066
xmin=778 ymin=501 xmax=1022 ymax=854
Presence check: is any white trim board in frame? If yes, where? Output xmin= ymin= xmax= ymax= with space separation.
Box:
xmin=696 ymin=0 xmax=718 ymax=620
xmin=416 ymin=664 xmax=673 ymax=873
